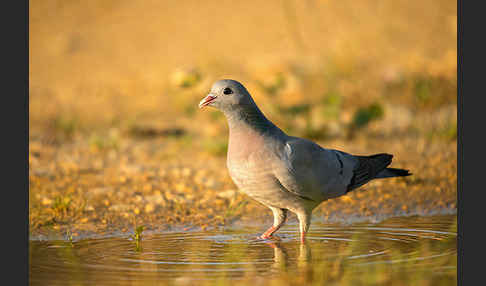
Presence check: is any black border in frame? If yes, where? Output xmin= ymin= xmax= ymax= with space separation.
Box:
xmin=5 ymin=0 xmax=28 ymax=285
xmin=24 ymin=0 xmax=29 ymax=285
xmin=458 ymin=0 xmax=482 ymax=285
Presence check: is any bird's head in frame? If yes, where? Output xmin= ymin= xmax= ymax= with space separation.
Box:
xmin=199 ymin=79 xmax=254 ymax=112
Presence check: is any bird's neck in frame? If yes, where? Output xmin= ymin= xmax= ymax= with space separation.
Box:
xmin=224 ymin=104 xmax=281 ymax=136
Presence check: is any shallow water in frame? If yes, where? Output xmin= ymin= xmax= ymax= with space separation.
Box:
xmin=30 ymin=215 xmax=457 ymax=285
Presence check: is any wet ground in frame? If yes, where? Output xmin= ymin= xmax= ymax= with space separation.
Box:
xmin=29 ymin=135 xmax=457 ymax=240
xmin=30 ymin=214 xmax=456 ymax=286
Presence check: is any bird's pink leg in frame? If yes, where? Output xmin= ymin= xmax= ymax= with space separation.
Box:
xmin=297 ymin=211 xmax=311 ymax=243
xmin=258 ymin=208 xmax=288 ymax=240
xmin=259 ymin=225 xmax=279 ymax=239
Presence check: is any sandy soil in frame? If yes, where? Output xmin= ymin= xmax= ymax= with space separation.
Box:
xmin=29 ymin=131 xmax=456 ymax=240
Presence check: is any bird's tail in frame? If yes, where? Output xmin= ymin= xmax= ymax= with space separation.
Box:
xmin=346 ymin=153 xmax=411 ymax=192
xmin=375 ymin=167 xmax=412 ymax=179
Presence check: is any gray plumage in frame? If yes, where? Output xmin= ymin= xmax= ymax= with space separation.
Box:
xmin=199 ymin=79 xmax=411 ymax=242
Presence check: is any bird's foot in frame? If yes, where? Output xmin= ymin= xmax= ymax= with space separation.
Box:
xmin=256 ymin=234 xmax=282 ymax=242
xmin=257 ymin=226 xmax=278 ymax=240
xmin=257 ymin=234 xmax=272 ymax=240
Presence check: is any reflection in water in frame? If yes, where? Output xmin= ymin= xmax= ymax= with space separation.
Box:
xmin=30 ymin=215 xmax=457 ymax=285
xmin=266 ymin=241 xmax=290 ymax=271
xmin=265 ymin=240 xmax=314 ymax=275
xmin=298 ymin=242 xmax=312 ymax=268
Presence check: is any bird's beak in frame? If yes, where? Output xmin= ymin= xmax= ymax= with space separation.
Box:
xmin=199 ymin=94 xmax=217 ymax=109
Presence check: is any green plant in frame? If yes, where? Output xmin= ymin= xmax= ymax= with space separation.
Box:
xmin=321 ymin=91 xmax=342 ymax=120
xmin=427 ymin=121 xmax=457 ymax=141
xmin=223 ymin=199 xmax=248 ymax=225
xmin=52 ymin=196 xmax=71 ymax=214
xmin=89 ymin=133 xmax=119 ymax=150
xmin=130 ymin=225 xmax=145 ymax=251
xmin=53 ymin=116 xmax=79 ymax=139
xmin=132 ymin=225 xmax=145 ymax=241
xmin=302 ymin=125 xmax=328 ymax=141
xmin=66 ymin=230 xmax=74 ymax=247
xmin=351 ymin=102 xmax=384 ymax=129
xmin=278 ymin=103 xmax=328 ymax=140
xmin=281 ymin=103 xmax=311 ymax=116
xmin=414 ymin=77 xmax=432 ymax=102
xmin=442 ymin=121 xmax=457 ymax=141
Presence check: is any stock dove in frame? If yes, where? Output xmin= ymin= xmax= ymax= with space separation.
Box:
xmin=199 ymin=79 xmax=411 ymax=242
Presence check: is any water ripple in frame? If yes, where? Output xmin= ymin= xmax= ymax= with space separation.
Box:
xmin=30 ymin=215 xmax=457 ymax=285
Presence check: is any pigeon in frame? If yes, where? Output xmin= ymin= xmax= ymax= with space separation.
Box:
xmin=199 ymin=79 xmax=411 ymax=242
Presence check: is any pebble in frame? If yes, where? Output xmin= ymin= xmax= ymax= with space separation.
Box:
xmin=217 ymin=190 xmax=237 ymax=199
xmin=109 ymin=204 xmax=130 ymax=212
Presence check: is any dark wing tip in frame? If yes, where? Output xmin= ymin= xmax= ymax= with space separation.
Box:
xmin=387 ymin=168 xmax=412 ymax=177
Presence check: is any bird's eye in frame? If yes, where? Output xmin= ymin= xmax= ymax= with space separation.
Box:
xmin=223 ymin=87 xmax=233 ymax=95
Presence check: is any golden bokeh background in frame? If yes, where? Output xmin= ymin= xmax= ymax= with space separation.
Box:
xmin=29 ymin=0 xmax=456 ymax=141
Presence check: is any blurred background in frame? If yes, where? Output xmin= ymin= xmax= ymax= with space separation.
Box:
xmin=29 ymin=0 xmax=457 ymax=148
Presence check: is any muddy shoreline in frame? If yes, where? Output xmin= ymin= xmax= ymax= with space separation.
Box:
xmin=29 ymin=134 xmax=457 ymax=241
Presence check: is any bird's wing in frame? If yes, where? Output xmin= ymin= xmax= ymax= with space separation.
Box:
xmin=345 ymin=153 xmax=395 ymax=192
xmin=272 ymin=136 xmax=358 ymax=201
